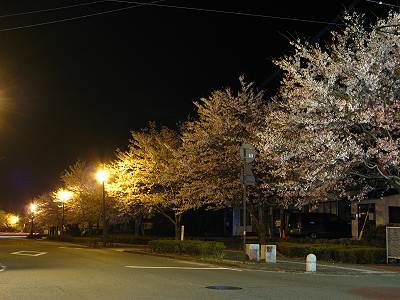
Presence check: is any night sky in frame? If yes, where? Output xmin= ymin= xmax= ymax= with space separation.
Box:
xmin=0 ymin=0 xmax=392 ymax=212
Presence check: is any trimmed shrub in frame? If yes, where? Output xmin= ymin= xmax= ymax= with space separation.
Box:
xmin=149 ymin=240 xmax=225 ymax=258
xmin=55 ymin=234 xmax=154 ymax=245
xmin=278 ymin=242 xmax=386 ymax=264
xmin=108 ymin=235 xmax=154 ymax=245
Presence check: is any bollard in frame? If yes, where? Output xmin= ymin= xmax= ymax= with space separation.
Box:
xmin=306 ymin=254 xmax=317 ymax=272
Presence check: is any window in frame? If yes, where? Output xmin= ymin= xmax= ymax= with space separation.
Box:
xmin=389 ymin=207 xmax=400 ymax=224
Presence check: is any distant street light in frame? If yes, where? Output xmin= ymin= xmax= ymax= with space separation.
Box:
xmin=56 ymin=189 xmax=74 ymax=237
xmin=28 ymin=203 xmax=38 ymax=238
xmin=96 ymin=169 xmax=109 ymax=244
xmin=7 ymin=214 xmax=19 ymax=227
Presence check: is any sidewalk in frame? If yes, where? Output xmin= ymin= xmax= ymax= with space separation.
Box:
xmin=110 ymin=244 xmax=400 ymax=276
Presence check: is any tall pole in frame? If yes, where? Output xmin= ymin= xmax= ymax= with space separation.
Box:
xmin=29 ymin=216 xmax=34 ymax=237
xmin=61 ymin=202 xmax=65 ymax=238
xmin=102 ymin=181 xmax=107 ymax=244
xmin=243 ymin=182 xmax=247 ymax=260
xmin=240 ymin=143 xmax=255 ymax=261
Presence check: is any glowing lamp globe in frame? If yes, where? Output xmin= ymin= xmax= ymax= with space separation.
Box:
xmin=96 ymin=170 xmax=109 ymax=183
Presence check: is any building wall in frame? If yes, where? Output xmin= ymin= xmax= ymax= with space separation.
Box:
xmin=351 ymin=195 xmax=400 ymax=239
xmin=232 ymin=207 xmax=252 ymax=236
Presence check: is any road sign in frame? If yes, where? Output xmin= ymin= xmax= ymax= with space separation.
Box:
xmin=240 ymin=144 xmax=256 ymax=163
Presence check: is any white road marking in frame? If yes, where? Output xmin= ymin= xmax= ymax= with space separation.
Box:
xmin=0 ymin=263 xmax=6 ymax=272
xmin=10 ymin=251 xmax=47 ymax=257
xmin=58 ymin=246 xmax=86 ymax=249
xmin=125 ymin=266 xmax=242 ymax=271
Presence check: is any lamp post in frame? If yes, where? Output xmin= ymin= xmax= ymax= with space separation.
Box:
xmin=96 ymin=169 xmax=109 ymax=244
xmin=28 ymin=203 xmax=37 ymax=238
xmin=56 ymin=189 xmax=73 ymax=238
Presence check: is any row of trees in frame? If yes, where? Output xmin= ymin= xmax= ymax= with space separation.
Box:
xmin=31 ymin=12 xmax=400 ymax=243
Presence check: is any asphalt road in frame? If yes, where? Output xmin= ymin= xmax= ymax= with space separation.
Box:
xmin=0 ymin=238 xmax=400 ymax=300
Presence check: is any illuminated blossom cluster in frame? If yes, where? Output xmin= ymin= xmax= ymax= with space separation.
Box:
xmin=259 ymin=12 xmax=400 ymax=206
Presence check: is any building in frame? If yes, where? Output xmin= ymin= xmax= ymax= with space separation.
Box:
xmin=351 ymin=194 xmax=400 ymax=239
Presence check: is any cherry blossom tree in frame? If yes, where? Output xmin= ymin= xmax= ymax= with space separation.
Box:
xmin=60 ymin=161 xmax=109 ymax=229
xmin=32 ymin=193 xmax=61 ymax=234
xmin=179 ymin=77 xmax=275 ymax=243
xmin=108 ymin=124 xmax=197 ymax=239
xmin=259 ymin=12 xmax=400 ymax=208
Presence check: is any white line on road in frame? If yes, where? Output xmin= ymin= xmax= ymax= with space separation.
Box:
xmin=125 ymin=266 xmax=242 ymax=271
xmin=10 ymin=251 xmax=47 ymax=257
xmin=58 ymin=246 xmax=86 ymax=249
xmin=0 ymin=263 xmax=6 ymax=272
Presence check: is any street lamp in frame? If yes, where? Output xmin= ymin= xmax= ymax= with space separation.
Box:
xmin=28 ymin=203 xmax=38 ymax=238
xmin=96 ymin=169 xmax=109 ymax=244
xmin=56 ymin=189 xmax=73 ymax=237
xmin=7 ymin=214 xmax=19 ymax=227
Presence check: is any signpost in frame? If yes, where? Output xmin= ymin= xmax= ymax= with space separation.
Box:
xmin=240 ymin=144 xmax=256 ymax=260
xmin=240 ymin=144 xmax=256 ymax=163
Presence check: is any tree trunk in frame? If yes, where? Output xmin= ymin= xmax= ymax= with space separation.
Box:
xmin=174 ymin=213 xmax=182 ymax=240
xmin=247 ymin=203 xmax=267 ymax=245
xmin=140 ymin=221 xmax=145 ymax=236
xmin=266 ymin=206 xmax=273 ymax=240
xmin=134 ymin=214 xmax=142 ymax=237
xmin=157 ymin=208 xmax=182 ymax=240
xmin=257 ymin=204 xmax=267 ymax=245
xmin=279 ymin=208 xmax=285 ymax=240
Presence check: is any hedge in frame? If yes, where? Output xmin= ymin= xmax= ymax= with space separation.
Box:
xmin=148 ymin=240 xmax=225 ymax=258
xmin=278 ymin=242 xmax=386 ymax=264
xmin=106 ymin=235 xmax=153 ymax=245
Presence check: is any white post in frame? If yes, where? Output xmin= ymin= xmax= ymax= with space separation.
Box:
xmin=180 ymin=225 xmax=185 ymax=241
xmin=306 ymin=254 xmax=317 ymax=272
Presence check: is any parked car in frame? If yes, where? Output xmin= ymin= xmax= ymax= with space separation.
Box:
xmin=287 ymin=212 xmax=351 ymax=239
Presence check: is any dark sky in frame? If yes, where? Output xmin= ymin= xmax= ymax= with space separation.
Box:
xmin=0 ymin=0 xmax=392 ymax=212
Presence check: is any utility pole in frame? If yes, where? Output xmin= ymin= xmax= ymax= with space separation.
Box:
xmin=29 ymin=216 xmax=34 ymax=237
xmin=102 ymin=180 xmax=107 ymax=243
xmin=96 ymin=169 xmax=109 ymax=246
xmin=61 ymin=202 xmax=65 ymax=237
xmin=242 ymin=174 xmax=247 ymax=258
